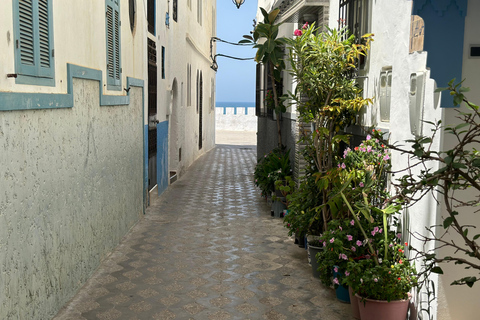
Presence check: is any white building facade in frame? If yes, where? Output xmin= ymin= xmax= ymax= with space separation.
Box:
xmin=255 ymin=1 xmax=480 ymax=319
xmin=0 ymin=0 xmax=215 ymax=318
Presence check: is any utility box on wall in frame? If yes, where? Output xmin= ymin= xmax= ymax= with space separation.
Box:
xmin=409 ymin=72 xmax=426 ymax=136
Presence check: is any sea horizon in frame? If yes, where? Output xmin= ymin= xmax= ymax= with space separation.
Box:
xmin=216 ymin=101 xmax=255 ymax=108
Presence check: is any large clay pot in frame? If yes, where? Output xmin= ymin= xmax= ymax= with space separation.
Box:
xmin=348 ymin=287 xmax=361 ymax=319
xmin=356 ymin=294 xmax=410 ymax=320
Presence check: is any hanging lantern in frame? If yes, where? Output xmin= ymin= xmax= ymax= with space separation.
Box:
xmin=233 ymin=0 xmax=245 ymax=9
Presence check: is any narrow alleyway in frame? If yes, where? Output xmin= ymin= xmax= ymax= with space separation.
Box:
xmin=54 ymin=145 xmax=352 ymax=320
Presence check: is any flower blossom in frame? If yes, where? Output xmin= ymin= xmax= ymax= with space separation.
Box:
xmin=330 ymin=237 xmax=335 ymax=243
xmin=356 ymin=240 xmax=362 ymax=246
xmin=359 ymin=182 xmax=364 ymax=188
xmin=333 ymin=277 xmax=339 ymax=285
xmin=350 ymin=220 xmax=355 ymax=226
xmin=374 ymin=278 xmax=378 ymax=282
xmin=334 ymin=266 xmax=339 ymax=273
xmin=351 ymin=246 xmax=356 ymax=252
xmin=347 ymin=235 xmax=353 ymax=241
xmin=345 ymin=271 xmax=350 ymax=276
xmin=366 ymin=134 xmax=371 ymax=141
xmin=294 ymin=29 xmax=303 ymax=36
xmin=302 ymin=22 xmax=309 ymax=29
xmin=341 ymin=163 xmax=346 ymax=169
xmin=383 ymin=154 xmax=390 ymax=161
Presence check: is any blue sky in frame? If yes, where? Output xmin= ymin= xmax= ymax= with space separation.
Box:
xmin=215 ymin=0 xmax=258 ymax=103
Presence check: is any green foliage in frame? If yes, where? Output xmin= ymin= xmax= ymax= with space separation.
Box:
xmin=376 ymin=81 xmax=480 ymax=288
xmin=285 ymin=23 xmax=373 ymax=229
xmin=254 ymin=147 xmax=292 ymax=197
xmin=241 ymin=7 xmax=288 ymax=146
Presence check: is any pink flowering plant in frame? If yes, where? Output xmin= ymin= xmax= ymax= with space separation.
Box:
xmin=316 ymin=218 xmax=371 ymax=287
xmin=342 ymin=233 xmax=418 ymax=302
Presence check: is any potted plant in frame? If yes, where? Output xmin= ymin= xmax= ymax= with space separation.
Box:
xmin=254 ymin=147 xmax=291 ymax=200
xmin=273 ymin=175 xmax=295 ymax=218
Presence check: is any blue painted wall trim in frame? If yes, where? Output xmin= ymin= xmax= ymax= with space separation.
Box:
xmin=0 ymin=63 xmax=140 ymax=111
xmin=156 ymin=121 xmax=169 ymax=196
xmin=413 ymin=0 xmax=468 ymax=107
xmin=144 ymin=124 xmax=149 ymax=208
xmin=0 ymin=63 xmax=148 ymax=213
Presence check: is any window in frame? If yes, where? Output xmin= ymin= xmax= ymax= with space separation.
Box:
xmin=339 ymin=0 xmax=369 ymax=42
xmin=173 ymin=0 xmax=177 ymax=22
xmin=106 ymin=0 xmax=121 ymax=90
xmin=147 ymin=0 xmax=155 ymax=34
xmin=161 ymin=46 xmax=165 ymax=79
xmin=197 ymin=0 xmax=202 ymax=25
xmin=13 ymin=0 xmax=55 ymax=86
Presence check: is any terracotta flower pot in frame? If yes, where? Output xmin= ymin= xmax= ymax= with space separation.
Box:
xmin=356 ymin=294 xmax=410 ymax=320
xmin=348 ymin=287 xmax=361 ymax=319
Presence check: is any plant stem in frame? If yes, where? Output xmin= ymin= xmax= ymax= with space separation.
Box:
xmin=341 ymin=191 xmax=380 ymax=266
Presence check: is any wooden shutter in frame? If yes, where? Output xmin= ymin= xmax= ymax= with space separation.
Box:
xmin=106 ymin=0 xmax=121 ymax=89
xmin=15 ymin=0 xmax=54 ymax=80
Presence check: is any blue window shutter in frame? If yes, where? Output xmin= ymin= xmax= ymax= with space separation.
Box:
xmin=37 ymin=0 xmax=54 ymax=78
xmin=14 ymin=0 xmax=55 ymax=84
xmin=106 ymin=0 xmax=121 ymax=90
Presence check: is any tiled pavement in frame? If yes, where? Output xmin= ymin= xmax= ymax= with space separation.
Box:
xmin=54 ymin=145 xmax=353 ymax=320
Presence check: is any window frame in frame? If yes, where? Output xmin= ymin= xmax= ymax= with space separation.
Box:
xmin=13 ymin=0 xmax=55 ymax=86
xmin=105 ymin=0 xmax=122 ymax=91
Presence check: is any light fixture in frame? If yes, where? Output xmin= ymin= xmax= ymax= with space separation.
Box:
xmin=233 ymin=0 xmax=245 ymax=9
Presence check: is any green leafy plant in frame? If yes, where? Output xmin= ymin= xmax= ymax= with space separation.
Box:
xmin=285 ymin=23 xmax=373 ymax=230
xmin=254 ymin=147 xmax=292 ymax=197
xmin=240 ymin=8 xmax=288 ymax=147
xmin=375 ymin=80 xmax=480 ymax=288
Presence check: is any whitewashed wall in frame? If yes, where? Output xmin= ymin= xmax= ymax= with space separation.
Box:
xmin=215 ymin=107 xmax=257 ymax=131
xmin=161 ymin=0 xmax=216 ymax=177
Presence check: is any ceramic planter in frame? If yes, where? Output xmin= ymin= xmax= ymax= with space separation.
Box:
xmin=333 ymin=266 xmax=350 ymax=303
xmin=356 ymin=294 xmax=410 ymax=320
xmin=307 ymin=244 xmax=323 ymax=277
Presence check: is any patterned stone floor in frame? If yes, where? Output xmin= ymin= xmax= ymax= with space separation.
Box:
xmin=54 ymin=145 xmax=353 ymax=320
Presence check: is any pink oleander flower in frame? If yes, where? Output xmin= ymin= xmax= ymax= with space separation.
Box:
xmin=330 ymin=237 xmax=335 ymax=243
xmin=323 ymin=241 xmax=326 ymax=247
xmin=341 ymin=163 xmax=346 ymax=169
xmin=333 ymin=277 xmax=339 ymax=285
xmin=345 ymin=271 xmax=350 ymax=276
xmin=347 ymin=235 xmax=353 ymax=241
xmin=374 ymin=278 xmax=378 ymax=282
xmin=366 ymin=134 xmax=371 ymax=140
xmin=367 ymin=146 xmax=372 ymax=153
xmin=359 ymin=182 xmax=364 ymax=188
xmin=294 ymin=29 xmax=303 ymax=36
xmin=350 ymin=219 xmax=355 ymax=226
xmin=341 ymin=253 xmax=348 ymax=260
xmin=302 ymin=22 xmax=309 ymax=29
xmin=351 ymin=246 xmax=356 ymax=252
xmin=356 ymin=240 xmax=362 ymax=246
xmin=339 ymin=226 xmax=343 ymax=231
xmin=383 ymin=154 xmax=390 ymax=161
xmin=379 ymin=228 xmax=383 ymax=234
xmin=334 ymin=266 xmax=339 ymax=273
xmin=371 ymin=230 xmax=376 ymax=236
xmin=374 ymin=226 xmax=379 ymax=233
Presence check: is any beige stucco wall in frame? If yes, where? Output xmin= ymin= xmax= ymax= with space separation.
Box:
xmin=0 ymin=1 xmax=145 ymax=96
xmin=0 ymin=79 xmax=144 ymax=319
